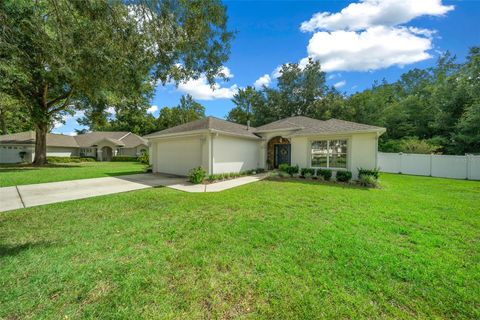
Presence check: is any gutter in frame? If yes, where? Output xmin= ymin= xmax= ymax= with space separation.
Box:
xmin=287 ymin=128 xmax=386 ymax=138
xmin=146 ymin=129 xmax=261 ymax=141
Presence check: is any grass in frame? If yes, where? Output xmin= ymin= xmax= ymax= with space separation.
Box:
xmin=0 ymin=174 xmax=479 ymax=319
xmin=0 ymin=162 xmax=148 ymax=187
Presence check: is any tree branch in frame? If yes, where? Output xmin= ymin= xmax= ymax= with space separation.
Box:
xmin=47 ymin=89 xmax=74 ymax=116
xmin=43 ymin=83 xmax=48 ymax=106
xmin=46 ymin=89 xmax=71 ymax=108
xmin=15 ymin=86 xmax=33 ymax=113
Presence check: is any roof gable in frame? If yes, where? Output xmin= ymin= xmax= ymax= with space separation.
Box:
xmin=254 ymin=116 xmax=324 ymax=132
xmin=0 ymin=131 xmax=79 ymax=147
xmin=0 ymin=131 xmax=147 ymax=148
xmin=144 ymin=117 xmax=260 ymax=139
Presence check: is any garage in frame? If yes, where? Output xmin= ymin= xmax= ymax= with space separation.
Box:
xmin=0 ymin=145 xmax=27 ymax=163
xmin=152 ymin=137 xmax=203 ymax=176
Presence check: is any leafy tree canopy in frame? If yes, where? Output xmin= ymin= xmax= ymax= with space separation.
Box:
xmin=226 ymin=47 xmax=480 ymax=155
xmin=0 ymin=0 xmax=232 ymax=164
xmin=157 ymin=94 xmax=206 ymax=130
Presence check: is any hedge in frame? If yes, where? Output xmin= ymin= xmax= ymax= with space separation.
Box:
xmin=47 ymin=156 xmax=96 ymax=163
xmin=111 ymin=156 xmax=138 ymax=162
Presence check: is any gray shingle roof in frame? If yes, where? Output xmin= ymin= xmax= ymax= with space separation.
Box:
xmin=254 ymin=116 xmax=321 ymax=132
xmin=254 ymin=116 xmax=384 ymax=136
xmin=0 ymin=131 xmax=79 ymax=147
xmin=144 ymin=116 xmax=260 ymax=139
xmin=289 ymin=118 xmax=385 ymax=136
xmin=144 ymin=115 xmax=385 ymax=140
xmin=0 ymin=131 xmax=147 ymax=148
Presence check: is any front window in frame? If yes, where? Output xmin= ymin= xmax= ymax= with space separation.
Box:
xmin=311 ymin=140 xmax=347 ymax=169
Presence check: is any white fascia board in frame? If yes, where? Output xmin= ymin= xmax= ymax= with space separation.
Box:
xmin=288 ymin=128 xmax=385 ymax=138
xmin=208 ymin=129 xmax=261 ymax=140
xmin=145 ymin=129 xmax=209 ymax=141
xmin=254 ymin=127 xmax=304 ymax=134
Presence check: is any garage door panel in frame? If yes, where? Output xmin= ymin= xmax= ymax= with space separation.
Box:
xmin=155 ymin=138 xmax=202 ymax=176
xmin=0 ymin=146 xmax=23 ymax=163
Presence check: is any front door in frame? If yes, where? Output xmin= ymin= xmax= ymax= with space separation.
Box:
xmin=274 ymin=144 xmax=291 ymax=168
xmin=101 ymin=146 xmax=113 ymax=161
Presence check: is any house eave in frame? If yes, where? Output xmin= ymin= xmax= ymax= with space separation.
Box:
xmin=287 ymin=128 xmax=386 ymax=138
xmin=208 ymin=129 xmax=261 ymax=140
xmin=145 ymin=129 xmax=210 ymax=140
xmin=254 ymin=127 xmax=304 ymax=134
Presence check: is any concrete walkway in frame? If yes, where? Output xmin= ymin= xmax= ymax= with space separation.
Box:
xmin=0 ymin=173 xmax=266 ymax=212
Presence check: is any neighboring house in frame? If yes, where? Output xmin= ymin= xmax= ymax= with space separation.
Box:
xmin=144 ymin=116 xmax=386 ymax=178
xmin=0 ymin=131 xmax=148 ymax=163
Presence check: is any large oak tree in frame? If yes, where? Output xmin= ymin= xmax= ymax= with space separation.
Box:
xmin=0 ymin=0 xmax=232 ymax=164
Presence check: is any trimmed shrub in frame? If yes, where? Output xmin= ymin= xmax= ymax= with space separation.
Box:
xmin=47 ymin=156 xmax=82 ymax=163
xmin=358 ymin=168 xmax=380 ymax=179
xmin=112 ymin=156 xmax=138 ymax=162
xmin=359 ymin=174 xmax=379 ymax=188
xmin=138 ymin=152 xmax=149 ymax=164
xmin=278 ymin=163 xmax=290 ymax=172
xmin=256 ymin=168 xmax=265 ymax=173
xmin=300 ymin=168 xmax=315 ymax=177
xmin=336 ymin=170 xmax=352 ymax=182
xmin=286 ymin=165 xmax=299 ymax=177
xmin=317 ymin=169 xmax=332 ymax=181
xmin=188 ymin=167 xmax=206 ymax=184
xmin=79 ymin=157 xmax=96 ymax=162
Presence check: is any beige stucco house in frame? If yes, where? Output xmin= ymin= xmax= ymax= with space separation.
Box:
xmin=145 ymin=116 xmax=386 ymax=178
xmin=0 ymin=131 xmax=147 ymax=163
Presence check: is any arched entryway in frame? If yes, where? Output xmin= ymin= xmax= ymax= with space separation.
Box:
xmin=267 ymin=136 xmax=291 ymax=169
xmin=101 ymin=146 xmax=113 ymax=161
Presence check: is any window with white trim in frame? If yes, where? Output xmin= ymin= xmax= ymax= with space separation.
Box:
xmin=311 ymin=140 xmax=347 ymax=169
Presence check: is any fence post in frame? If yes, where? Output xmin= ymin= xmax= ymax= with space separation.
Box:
xmin=466 ymin=154 xmax=470 ymax=180
xmin=398 ymin=152 xmax=403 ymax=174
xmin=430 ymin=153 xmax=433 ymax=177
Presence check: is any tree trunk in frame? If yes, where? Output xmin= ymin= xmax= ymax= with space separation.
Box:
xmin=33 ymin=123 xmax=48 ymax=165
xmin=0 ymin=107 xmax=6 ymax=135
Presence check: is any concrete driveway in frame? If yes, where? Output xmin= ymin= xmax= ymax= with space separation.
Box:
xmin=0 ymin=173 xmax=267 ymax=212
xmin=0 ymin=173 xmax=189 ymax=212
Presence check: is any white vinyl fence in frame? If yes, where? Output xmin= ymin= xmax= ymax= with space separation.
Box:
xmin=378 ymin=152 xmax=480 ymax=180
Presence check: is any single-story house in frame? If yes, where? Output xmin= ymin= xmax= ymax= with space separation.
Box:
xmin=0 ymin=131 xmax=147 ymax=163
xmin=144 ymin=116 xmax=386 ymax=178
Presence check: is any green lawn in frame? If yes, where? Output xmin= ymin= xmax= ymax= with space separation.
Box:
xmin=0 ymin=162 xmax=147 ymax=187
xmin=0 ymin=174 xmax=479 ymax=319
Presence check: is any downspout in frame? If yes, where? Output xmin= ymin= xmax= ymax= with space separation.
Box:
xmin=210 ymin=133 xmax=214 ymax=174
xmin=375 ymin=132 xmax=379 ymax=169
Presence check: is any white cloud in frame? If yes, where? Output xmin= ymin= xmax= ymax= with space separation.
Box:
xmin=73 ymin=110 xmax=85 ymax=118
xmin=272 ymin=66 xmax=283 ymax=79
xmin=300 ymin=0 xmax=453 ymax=32
xmin=306 ymin=26 xmax=432 ymax=72
xmin=106 ymin=107 xmax=116 ymax=115
xmin=254 ymin=74 xmax=271 ymax=88
xmin=147 ymin=105 xmax=158 ymax=114
xmin=334 ymin=80 xmax=346 ymax=88
xmin=177 ymin=74 xmax=238 ymax=100
xmin=299 ymin=0 xmax=453 ymax=72
xmin=328 ymin=73 xmax=342 ymax=80
xmin=53 ymin=121 xmax=64 ymax=129
xmin=219 ymin=66 xmax=234 ymax=79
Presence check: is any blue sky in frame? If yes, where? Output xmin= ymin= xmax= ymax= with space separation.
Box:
xmin=54 ymin=0 xmax=480 ymax=135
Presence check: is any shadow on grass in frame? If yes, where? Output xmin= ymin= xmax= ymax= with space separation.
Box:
xmin=109 ymin=172 xmax=188 ymax=188
xmin=266 ymin=177 xmax=372 ymax=190
xmin=105 ymin=170 xmax=150 ymax=177
xmin=0 ymin=164 xmax=83 ymax=171
xmin=0 ymin=241 xmax=53 ymax=258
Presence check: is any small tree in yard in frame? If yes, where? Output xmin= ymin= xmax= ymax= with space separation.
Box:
xmin=0 ymin=0 xmax=232 ymax=165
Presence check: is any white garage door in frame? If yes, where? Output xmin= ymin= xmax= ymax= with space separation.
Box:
xmin=0 ymin=146 xmax=23 ymax=163
xmin=154 ymin=137 xmax=203 ymax=176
